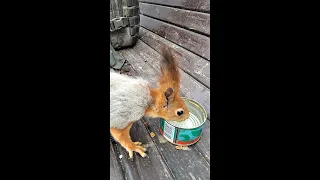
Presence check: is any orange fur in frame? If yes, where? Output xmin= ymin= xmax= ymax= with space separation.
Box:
xmin=144 ymin=47 xmax=189 ymax=122
xmin=159 ymin=46 xmax=180 ymax=94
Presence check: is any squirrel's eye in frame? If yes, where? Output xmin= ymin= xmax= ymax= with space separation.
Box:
xmin=176 ymin=110 xmax=184 ymax=116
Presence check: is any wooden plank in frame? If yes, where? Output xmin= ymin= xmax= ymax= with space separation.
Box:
xmin=115 ymin=120 xmax=175 ymax=180
xmin=194 ymin=120 xmax=210 ymax=163
xmin=140 ymin=15 xmax=210 ymax=60
xmin=118 ymin=48 xmax=159 ymax=86
xmin=139 ymin=0 xmax=210 ymax=13
xmin=139 ymin=2 xmax=210 ymax=35
xmin=113 ymin=142 xmax=140 ymax=180
xmin=143 ymin=117 xmax=210 ymax=180
xmin=138 ymin=27 xmax=210 ymax=88
xmin=130 ymin=40 xmax=211 ymax=119
xmin=110 ymin=60 xmax=138 ymax=77
xmin=110 ymin=141 xmax=125 ymax=180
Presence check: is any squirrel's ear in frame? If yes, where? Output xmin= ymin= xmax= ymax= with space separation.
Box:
xmin=163 ymin=87 xmax=174 ymax=108
xmin=164 ymin=87 xmax=174 ymax=98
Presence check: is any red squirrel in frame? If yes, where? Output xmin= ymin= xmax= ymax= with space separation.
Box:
xmin=110 ymin=46 xmax=190 ymax=159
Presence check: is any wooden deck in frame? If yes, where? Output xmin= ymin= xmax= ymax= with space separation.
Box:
xmin=110 ymin=39 xmax=210 ymax=180
xmin=110 ymin=1 xmax=210 ymax=179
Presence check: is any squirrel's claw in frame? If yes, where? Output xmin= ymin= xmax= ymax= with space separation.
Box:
xmin=125 ymin=142 xmax=147 ymax=159
xmin=133 ymin=141 xmax=142 ymax=146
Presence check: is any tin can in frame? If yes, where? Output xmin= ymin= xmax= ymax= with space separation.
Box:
xmin=159 ymin=97 xmax=207 ymax=146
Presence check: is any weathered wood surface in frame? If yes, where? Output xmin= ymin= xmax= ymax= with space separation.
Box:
xmin=110 ymin=59 xmax=138 ymax=77
xmin=110 ymin=141 xmax=125 ymax=180
xmin=139 ymin=2 xmax=210 ymax=36
xmin=139 ymin=0 xmax=210 ymax=13
xmin=138 ymin=27 xmax=210 ymax=88
xmin=143 ymin=117 xmax=210 ymax=180
xmin=118 ymin=48 xmax=159 ymax=86
xmin=140 ymin=15 xmax=210 ymax=60
xmin=112 ymin=44 xmax=211 ymax=179
xmin=194 ymin=119 xmax=210 ymax=163
xmin=119 ymin=44 xmax=210 ymax=162
xmin=127 ymin=39 xmax=210 ymax=119
xmin=116 ymin=121 xmax=175 ymax=180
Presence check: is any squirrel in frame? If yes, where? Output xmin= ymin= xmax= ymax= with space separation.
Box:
xmin=110 ymin=46 xmax=190 ymax=159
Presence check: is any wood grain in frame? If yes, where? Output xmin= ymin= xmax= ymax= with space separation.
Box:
xmin=140 ymin=15 xmax=210 ymax=60
xmin=139 ymin=0 xmax=210 ymax=13
xmin=143 ymin=117 xmax=210 ymax=180
xmin=110 ymin=141 xmax=125 ymax=180
xmin=138 ymin=27 xmax=210 ymax=88
xmin=116 ymin=121 xmax=175 ymax=180
xmin=193 ymin=119 xmax=210 ymax=163
xmin=139 ymin=2 xmax=210 ymax=35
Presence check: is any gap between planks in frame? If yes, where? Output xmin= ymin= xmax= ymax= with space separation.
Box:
xmin=139 ymin=14 xmax=210 ymax=60
xmin=110 ymin=140 xmax=126 ymax=180
xmin=137 ymin=30 xmax=210 ymax=89
xmin=140 ymin=13 xmax=210 ymax=39
xmin=138 ymin=0 xmax=210 ymax=14
xmin=142 ymin=117 xmax=210 ymax=180
xmin=139 ymin=2 xmax=210 ymax=36
xmin=115 ymin=120 xmax=175 ymax=180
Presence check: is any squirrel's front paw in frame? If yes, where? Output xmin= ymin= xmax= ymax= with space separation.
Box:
xmin=125 ymin=141 xmax=147 ymax=159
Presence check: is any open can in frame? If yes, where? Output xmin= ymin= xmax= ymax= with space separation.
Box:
xmin=159 ymin=97 xmax=207 ymax=146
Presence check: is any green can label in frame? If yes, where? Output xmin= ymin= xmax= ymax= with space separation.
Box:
xmin=160 ymin=118 xmax=203 ymax=145
xmin=176 ymin=127 xmax=203 ymax=142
